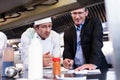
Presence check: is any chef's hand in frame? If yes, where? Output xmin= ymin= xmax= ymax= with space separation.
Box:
xmin=43 ymin=52 xmax=53 ymax=67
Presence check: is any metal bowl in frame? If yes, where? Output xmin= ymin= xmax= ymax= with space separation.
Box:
xmin=5 ymin=66 xmax=17 ymax=78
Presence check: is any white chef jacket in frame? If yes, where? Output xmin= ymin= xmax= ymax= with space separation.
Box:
xmin=20 ymin=28 xmax=61 ymax=70
xmin=0 ymin=32 xmax=7 ymax=73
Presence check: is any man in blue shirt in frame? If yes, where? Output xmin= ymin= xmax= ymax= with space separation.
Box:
xmin=63 ymin=7 xmax=108 ymax=71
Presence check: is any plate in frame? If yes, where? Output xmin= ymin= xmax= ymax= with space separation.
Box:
xmin=43 ymin=66 xmax=53 ymax=69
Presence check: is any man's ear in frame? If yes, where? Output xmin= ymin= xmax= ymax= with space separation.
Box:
xmin=85 ymin=9 xmax=89 ymax=16
xmin=34 ymin=25 xmax=39 ymax=30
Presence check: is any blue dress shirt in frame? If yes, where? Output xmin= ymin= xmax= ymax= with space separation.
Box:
xmin=74 ymin=24 xmax=85 ymax=67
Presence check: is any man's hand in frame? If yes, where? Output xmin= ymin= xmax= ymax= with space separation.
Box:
xmin=75 ymin=64 xmax=97 ymax=71
xmin=63 ymin=58 xmax=73 ymax=69
xmin=43 ymin=52 xmax=53 ymax=67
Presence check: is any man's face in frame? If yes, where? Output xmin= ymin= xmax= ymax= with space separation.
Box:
xmin=34 ymin=22 xmax=52 ymax=39
xmin=71 ymin=8 xmax=88 ymax=26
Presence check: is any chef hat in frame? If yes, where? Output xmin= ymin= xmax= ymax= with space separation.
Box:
xmin=34 ymin=17 xmax=52 ymax=26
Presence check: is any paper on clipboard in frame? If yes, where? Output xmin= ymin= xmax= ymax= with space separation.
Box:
xmin=17 ymin=78 xmax=28 ymax=80
xmin=56 ymin=76 xmax=86 ymax=80
xmin=68 ymin=69 xmax=101 ymax=75
xmin=75 ymin=69 xmax=101 ymax=74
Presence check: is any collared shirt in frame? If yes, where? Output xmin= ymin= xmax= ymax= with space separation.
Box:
xmin=74 ymin=24 xmax=85 ymax=67
xmin=20 ymin=28 xmax=61 ymax=70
